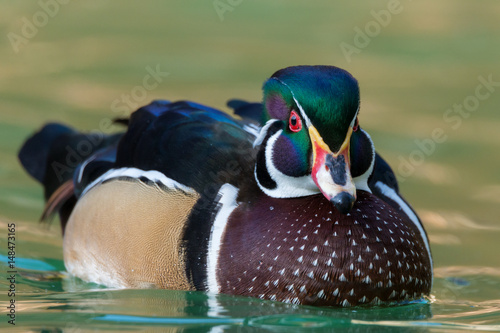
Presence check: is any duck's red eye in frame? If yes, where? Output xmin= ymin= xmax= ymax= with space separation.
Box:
xmin=353 ymin=117 xmax=359 ymax=132
xmin=289 ymin=110 xmax=302 ymax=132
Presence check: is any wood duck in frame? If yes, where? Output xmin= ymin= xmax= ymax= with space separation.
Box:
xmin=19 ymin=65 xmax=432 ymax=307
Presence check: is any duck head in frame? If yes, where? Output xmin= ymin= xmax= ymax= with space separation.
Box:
xmin=254 ymin=65 xmax=375 ymax=214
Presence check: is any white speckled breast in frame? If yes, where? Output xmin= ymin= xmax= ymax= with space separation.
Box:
xmin=216 ymin=190 xmax=432 ymax=306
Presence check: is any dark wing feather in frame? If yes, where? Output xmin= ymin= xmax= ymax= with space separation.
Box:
xmin=114 ymin=100 xmax=256 ymax=193
xmin=18 ymin=99 xmax=256 ymax=231
xmin=18 ymin=123 xmax=75 ymax=185
xmin=369 ymin=153 xmax=399 ymax=193
xmin=18 ymin=123 xmax=123 ymax=228
xmin=369 ymin=153 xmax=423 ymax=226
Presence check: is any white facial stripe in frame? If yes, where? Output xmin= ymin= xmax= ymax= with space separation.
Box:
xmin=207 ymin=184 xmax=239 ymax=293
xmin=272 ymin=77 xmax=313 ymax=128
xmin=352 ymin=129 xmax=374 ymax=193
xmin=256 ymin=129 xmax=319 ymax=198
xmin=291 ymin=95 xmax=313 ymax=128
xmin=253 ymin=119 xmax=279 ymax=148
xmin=349 ymin=105 xmax=360 ymax=128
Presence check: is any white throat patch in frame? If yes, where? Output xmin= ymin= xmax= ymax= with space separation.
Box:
xmin=255 ymin=129 xmax=319 ymax=198
xmin=352 ymin=128 xmax=375 ymax=193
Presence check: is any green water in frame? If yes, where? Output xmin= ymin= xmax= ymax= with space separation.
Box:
xmin=1 ymin=1 xmax=500 ymax=331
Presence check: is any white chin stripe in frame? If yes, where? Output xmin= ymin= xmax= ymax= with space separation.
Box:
xmin=256 ymin=129 xmax=319 ymax=198
xmin=352 ymin=129 xmax=375 ymax=193
xmin=206 ymin=184 xmax=239 ymax=293
xmin=253 ymin=119 xmax=279 ymax=148
xmin=81 ymin=167 xmax=194 ymax=197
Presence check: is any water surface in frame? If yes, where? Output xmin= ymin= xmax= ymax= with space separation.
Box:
xmin=1 ymin=1 xmax=500 ymax=331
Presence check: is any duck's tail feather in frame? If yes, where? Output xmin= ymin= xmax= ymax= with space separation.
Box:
xmin=18 ymin=123 xmax=76 ymax=186
xmin=113 ymin=117 xmax=129 ymax=126
xmin=41 ymin=179 xmax=74 ymax=222
xmin=227 ymin=99 xmax=264 ymax=124
xmin=40 ymin=180 xmax=77 ymax=233
xmin=18 ymin=122 xmax=122 ymax=232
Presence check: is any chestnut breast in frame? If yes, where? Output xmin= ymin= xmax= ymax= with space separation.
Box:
xmin=217 ymin=190 xmax=432 ymax=306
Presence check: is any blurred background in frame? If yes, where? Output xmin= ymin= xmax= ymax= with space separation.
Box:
xmin=1 ymin=0 xmax=499 ymax=331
